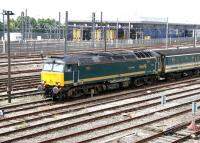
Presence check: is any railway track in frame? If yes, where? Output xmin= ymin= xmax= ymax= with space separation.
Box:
xmin=0 ymin=81 xmax=39 ymax=92
xmin=0 ymin=92 xmax=199 ymax=142
xmin=134 ymin=120 xmax=200 ymax=143
xmin=0 ymin=77 xmax=198 ymax=115
xmin=0 ymin=61 xmax=42 ymax=67
xmin=0 ymin=89 xmax=41 ymax=101
xmin=0 ymin=69 xmax=40 ymax=76
xmin=0 ymin=75 xmax=40 ymax=86
xmin=0 ymin=57 xmax=45 ymax=63
xmin=76 ymin=100 xmax=200 ymax=143
xmin=0 ymin=77 xmax=40 ymax=93
xmin=0 ymin=75 xmax=40 ymax=100
xmin=0 ymin=75 xmax=40 ymax=85
xmin=0 ymin=44 xmax=200 ymax=142
xmin=0 ymin=97 xmax=53 ymax=113
xmin=0 ymin=77 xmax=200 ymax=143
xmin=0 ymin=47 xmax=135 ymax=59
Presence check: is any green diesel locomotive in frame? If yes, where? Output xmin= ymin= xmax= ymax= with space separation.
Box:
xmin=38 ymin=48 xmax=200 ymax=100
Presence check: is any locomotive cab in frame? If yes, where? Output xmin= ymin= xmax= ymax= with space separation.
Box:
xmin=38 ymin=61 xmax=65 ymax=99
xmin=38 ymin=55 xmax=78 ymax=100
xmin=41 ymin=63 xmax=65 ymax=86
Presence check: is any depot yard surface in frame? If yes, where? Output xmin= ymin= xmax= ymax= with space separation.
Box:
xmin=1 ymin=78 xmax=200 ymax=143
xmin=1 ymin=45 xmax=200 ymax=143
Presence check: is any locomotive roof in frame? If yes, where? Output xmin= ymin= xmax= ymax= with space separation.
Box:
xmin=155 ymin=48 xmax=200 ymax=56
xmin=45 ymin=50 xmax=159 ymax=65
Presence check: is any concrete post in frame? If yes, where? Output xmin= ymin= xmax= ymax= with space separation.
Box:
xmin=161 ymin=95 xmax=166 ymax=105
xmin=192 ymin=102 xmax=197 ymax=114
xmin=2 ymin=40 xmax=6 ymax=54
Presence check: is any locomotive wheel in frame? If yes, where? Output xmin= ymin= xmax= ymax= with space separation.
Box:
xmin=144 ymin=77 xmax=155 ymax=85
xmin=133 ymin=78 xmax=144 ymax=87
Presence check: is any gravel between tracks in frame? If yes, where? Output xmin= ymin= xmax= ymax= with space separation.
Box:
xmin=1 ymin=83 xmax=200 ymax=143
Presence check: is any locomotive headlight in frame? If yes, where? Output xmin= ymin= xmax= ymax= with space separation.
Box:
xmin=41 ymin=80 xmax=46 ymax=84
xmin=56 ymin=82 xmax=61 ymax=86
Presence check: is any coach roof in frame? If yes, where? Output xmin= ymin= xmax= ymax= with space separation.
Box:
xmin=155 ymin=48 xmax=200 ymax=56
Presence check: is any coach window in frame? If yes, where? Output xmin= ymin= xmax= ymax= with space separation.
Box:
xmin=65 ymin=65 xmax=72 ymax=72
xmin=172 ymin=58 xmax=175 ymax=64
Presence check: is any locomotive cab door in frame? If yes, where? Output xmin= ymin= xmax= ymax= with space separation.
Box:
xmin=72 ymin=64 xmax=79 ymax=85
xmin=65 ymin=64 xmax=78 ymax=85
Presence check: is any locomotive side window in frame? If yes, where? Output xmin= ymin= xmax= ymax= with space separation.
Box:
xmin=65 ymin=65 xmax=72 ymax=72
xmin=171 ymin=57 xmax=175 ymax=63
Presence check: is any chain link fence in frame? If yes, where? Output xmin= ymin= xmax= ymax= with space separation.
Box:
xmin=0 ymin=37 xmax=199 ymax=54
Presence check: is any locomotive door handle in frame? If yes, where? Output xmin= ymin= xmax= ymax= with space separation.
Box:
xmin=73 ymin=71 xmax=75 ymax=82
xmin=78 ymin=70 xmax=80 ymax=82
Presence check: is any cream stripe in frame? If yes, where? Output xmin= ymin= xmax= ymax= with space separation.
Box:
xmin=166 ymin=63 xmax=200 ymax=72
xmin=79 ymin=71 xmax=145 ymax=82
xmin=64 ymin=80 xmax=74 ymax=84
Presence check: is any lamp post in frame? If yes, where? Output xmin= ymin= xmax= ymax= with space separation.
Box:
xmin=193 ymin=25 xmax=196 ymax=48
xmin=116 ymin=18 xmax=119 ymax=48
xmin=58 ymin=12 xmax=61 ymax=40
xmin=104 ymin=22 xmax=108 ymax=52
xmin=1 ymin=10 xmax=6 ymax=54
xmin=64 ymin=11 xmax=68 ymax=55
xmin=2 ymin=10 xmax=5 ymax=40
xmin=166 ymin=17 xmax=169 ymax=49
xmin=3 ymin=10 xmax=14 ymax=103
xmin=92 ymin=12 xmax=95 ymax=48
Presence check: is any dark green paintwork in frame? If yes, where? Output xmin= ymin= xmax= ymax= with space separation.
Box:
xmin=63 ymin=58 xmax=159 ymax=85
